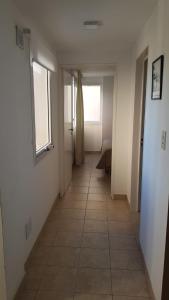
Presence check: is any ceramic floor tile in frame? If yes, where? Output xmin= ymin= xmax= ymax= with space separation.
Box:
xmin=90 ymin=177 xmax=110 ymax=184
xmin=28 ymin=246 xmax=50 ymax=266
xmin=39 ymin=267 xmax=76 ymax=293
xmin=90 ymin=174 xmax=107 ymax=179
xmin=64 ymin=193 xmax=88 ymax=201
xmin=88 ymin=194 xmax=108 ymax=201
xmin=86 ymin=201 xmax=107 ymax=210
xmin=110 ymin=236 xmax=139 ymax=250
xmin=71 ymin=181 xmax=90 ymax=187
xmin=36 ymin=291 xmax=74 ymax=300
xmin=82 ymin=233 xmax=109 ymax=249
xmin=68 ymin=186 xmax=89 ymax=193
xmin=47 ymin=247 xmax=80 ymax=267
xmin=72 ymin=174 xmax=91 ymax=180
xmin=110 ymin=249 xmax=144 ymax=270
xmin=56 ymin=200 xmax=87 ymax=209
xmin=111 ymin=270 xmax=150 ymax=297
xmin=108 ymin=221 xmax=136 ymax=236
xmin=107 ymin=211 xmax=132 ymax=222
xmin=20 ymin=277 xmax=42 ymax=292
xmin=76 ymin=268 xmax=112 ymax=294
xmin=107 ymin=201 xmax=129 ymax=211
xmin=53 ymin=231 xmax=82 ymax=247
xmin=89 ymin=187 xmax=108 ymax=194
xmin=85 ymin=209 xmax=107 ymax=221
xmin=39 ymin=222 xmax=57 ymax=236
xmin=75 ymin=295 xmax=113 ymax=300
xmin=91 ymin=170 xmax=105 ymax=175
xmin=50 ymin=209 xmax=85 ymax=220
xmin=89 ymin=181 xmax=110 ymax=187
xmin=79 ymin=248 xmax=110 ymax=268
xmin=113 ymin=297 xmax=151 ymax=300
xmin=38 ymin=230 xmax=56 ymax=246
xmin=73 ymin=169 xmax=91 ymax=174
xmin=15 ymin=292 xmax=37 ymax=300
xmin=84 ymin=220 xmax=108 ymax=233
xmin=53 ymin=220 xmax=84 ymax=232
xmin=25 ymin=265 xmax=46 ymax=277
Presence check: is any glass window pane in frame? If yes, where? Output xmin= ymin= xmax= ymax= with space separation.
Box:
xmin=33 ymin=62 xmax=51 ymax=153
xmin=83 ymin=85 xmax=101 ymax=122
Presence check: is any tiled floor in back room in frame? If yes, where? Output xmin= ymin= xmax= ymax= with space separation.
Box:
xmin=16 ymin=154 xmax=152 ymax=300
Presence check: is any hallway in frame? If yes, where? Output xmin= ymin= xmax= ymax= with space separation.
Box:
xmin=17 ymin=154 xmax=151 ymax=300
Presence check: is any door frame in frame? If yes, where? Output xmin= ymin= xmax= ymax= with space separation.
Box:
xmin=138 ymin=57 xmax=148 ymax=211
xmin=58 ymin=68 xmax=74 ymax=197
xmin=0 ymin=202 xmax=7 ymax=300
xmin=59 ymin=63 xmax=117 ymax=197
xmin=162 ymin=200 xmax=169 ymax=300
xmin=130 ymin=48 xmax=149 ymax=211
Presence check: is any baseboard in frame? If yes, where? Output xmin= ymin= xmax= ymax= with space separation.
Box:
xmin=14 ymin=193 xmax=60 ymax=299
xmin=114 ymin=194 xmax=128 ymax=200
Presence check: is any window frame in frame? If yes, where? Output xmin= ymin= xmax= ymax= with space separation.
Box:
xmin=82 ymin=83 xmax=103 ymax=125
xmin=31 ymin=59 xmax=53 ymax=160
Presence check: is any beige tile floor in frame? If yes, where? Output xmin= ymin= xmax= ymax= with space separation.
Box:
xmin=16 ymin=154 xmax=152 ymax=300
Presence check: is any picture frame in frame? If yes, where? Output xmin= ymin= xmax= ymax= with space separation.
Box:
xmin=151 ymin=55 xmax=164 ymax=100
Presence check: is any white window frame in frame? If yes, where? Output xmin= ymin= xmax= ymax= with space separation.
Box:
xmin=82 ymin=82 xmax=103 ymax=125
xmin=31 ymin=59 xmax=53 ymax=159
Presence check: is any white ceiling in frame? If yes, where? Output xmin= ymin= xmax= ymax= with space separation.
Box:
xmin=14 ymin=0 xmax=157 ymax=55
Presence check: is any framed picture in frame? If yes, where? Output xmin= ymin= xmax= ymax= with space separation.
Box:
xmin=151 ymin=55 xmax=164 ymax=100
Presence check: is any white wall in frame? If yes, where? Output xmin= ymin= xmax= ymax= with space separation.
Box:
xmin=84 ymin=124 xmax=102 ymax=151
xmin=102 ymin=76 xmax=114 ymax=142
xmin=131 ymin=0 xmax=169 ymax=298
xmin=112 ymin=54 xmax=133 ymax=196
xmin=0 ymin=1 xmax=60 ymax=299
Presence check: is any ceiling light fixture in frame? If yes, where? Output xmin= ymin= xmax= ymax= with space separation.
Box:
xmin=83 ymin=21 xmax=102 ymax=30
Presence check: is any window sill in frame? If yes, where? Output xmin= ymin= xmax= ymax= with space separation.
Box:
xmin=34 ymin=144 xmax=54 ymax=163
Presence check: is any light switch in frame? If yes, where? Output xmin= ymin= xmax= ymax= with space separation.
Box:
xmin=161 ymin=130 xmax=167 ymax=150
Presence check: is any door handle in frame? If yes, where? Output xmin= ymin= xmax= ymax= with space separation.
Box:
xmin=68 ymin=128 xmax=73 ymax=131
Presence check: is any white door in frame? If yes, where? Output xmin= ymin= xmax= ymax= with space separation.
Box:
xmin=63 ymin=71 xmax=73 ymax=192
xmin=0 ymin=206 xmax=6 ymax=300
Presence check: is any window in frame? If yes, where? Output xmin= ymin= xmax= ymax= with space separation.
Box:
xmin=32 ymin=61 xmax=52 ymax=156
xmin=82 ymin=85 xmax=101 ymax=122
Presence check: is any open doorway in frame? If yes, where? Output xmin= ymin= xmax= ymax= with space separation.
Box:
xmin=131 ymin=48 xmax=148 ymax=212
xmin=60 ymin=65 xmax=116 ymax=197
xmin=69 ymin=70 xmax=115 ymax=200
xmin=82 ymin=74 xmax=114 ymax=172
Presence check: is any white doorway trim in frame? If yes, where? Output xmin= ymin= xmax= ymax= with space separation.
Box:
xmin=58 ymin=67 xmax=74 ymax=197
xmin=59 ymin=63 xmax=118 ymax=198
xmin=111 ymin=70 xmax=118 ymax=199
xmin=130 ymin=48 xmax=149 ymax=211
